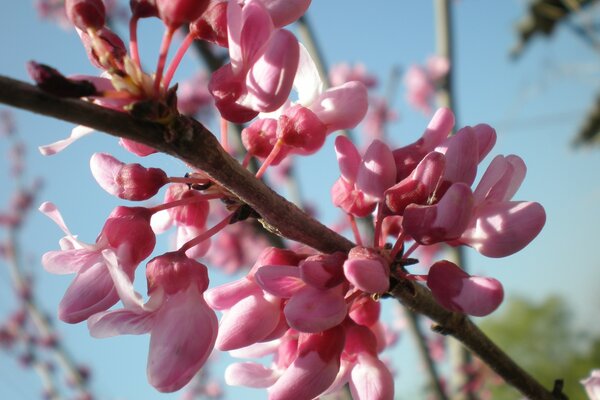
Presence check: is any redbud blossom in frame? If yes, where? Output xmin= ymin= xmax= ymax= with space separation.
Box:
xmin=40 ymin=202 xmax=155 ymax=323
xmin=65 ymin=0 xmax=106 ymax=30
xmin=88 ymin=251 xmax=217 ymax=392
xmin=90 ymin=153 xmax=168 ymax=200
xmin=581 ymin=370 xmax=600 ymax=400
xmin=426 ymin=261 xmax=504 ymax=317
xmin=156 ymin=0 xmax=210 ymax=28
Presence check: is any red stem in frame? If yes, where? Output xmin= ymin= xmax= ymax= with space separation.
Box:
xmin=162 ymin=31 xmax=195 ymax=91
xmin=154 ymin=27 xmax=175 ymax=95
xmin=178 ymin=211 xmax=234 ymax=254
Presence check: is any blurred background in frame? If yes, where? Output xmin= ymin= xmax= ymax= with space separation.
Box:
xmin=0 ymin=1 xmax=599 ymax=399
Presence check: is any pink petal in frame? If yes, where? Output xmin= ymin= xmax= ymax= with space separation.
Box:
xmin=402 ymin=183 xmax=473 ymax=245
xmin=242 ymin=29 xmax=299 ymax=112
xmin=254 ymin=265 xmax=304 ymax=298
xmin=334 ymin=135 xmax=361 ymax=184
xmin=87 ymin=308 xmax=155 ymax=338
xmin=473 ymin=155 xmax=526 ymax=204
xmin=90 ymin=152 xmax=123 ymax=197
xmin=311 ymin=81 xmax=368 ymax=133
xmin=38 ymin=125 xmax=94 ymax=156
xmin=294 ymin=43 xmax=323 ymax=106
xmin=473 ymin=124 xmax=497 ymax=162
xmin=226 ymin=0 xmax=244 ymax=74
xmin=147 ymin=287 xmax=218 ymax=393
xmin=284 ymin=286 xmax=347 ymax=333
xmin=119 ymin=138 xmax=157 ymax=156
xmin=459 ymin=201 xmax=546 ymax=258
xmin=42 ymin=248 xmax=100 ymax=275
xmin=239 ymin=0 xmax=274 ymax=66
xmin=205 ymin=278 xmax=257 ymax=310
xmin=258 ymin=0 xmax=311 ymax=27
xmin=436 ymin=126 xmax=479 ymax=186
xmin=421 ymin=107 xmax=455 ymax=150
xmin=102 ymin=250 xmax=163 ymax=312
xmin=343 ymin=257 xmax=389 ymax=294
xmin=356 ymin=140 xmax=396 ymax=202
xmin=427 ymin=261 xmax=504 ymax=317
xmin=216 ymin=292 xmax=281 ymax=350
xmin=229 ymin=339 xmax=281 ymax=358
xmin=349 ymin=354 xmax=395 ymax=400
xmin=39 ymin=201 xmax=76 ymax=238
xmin=224 ymin=362 xmax=279 ymax=388
xmin=58 ymin=261 xmax=119 ymax=323
xmin=268 ymin=342 xmax=341 ymax=400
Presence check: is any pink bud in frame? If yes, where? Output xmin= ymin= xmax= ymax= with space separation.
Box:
xmin=156 ymin=0 xmax=210 ymax=28
xmin=146 ymin=251 xmax=209 ymax=295
xmin=90 ymin=153 xmax=168 ymax=201
xmin=299 ymin=252 xmax=346 ymax=289
xmin=130 ymin=0 xmax=158 ymax=19
xmin=277 ymin=105 xmax=327 ymax=155
xmin=348 ymin=296 xmax=381 ymax=327
xmin=343 ymin=247 xmax=389 ymax=294
xmin=119 ymin=139 xmax=158 ymax=156
xmin=65 ymin=0 xmax=106 ymax=30
xmin=101 ymin=207 xmax=156 ymax=265
xmin=241 ymin=118 xmax=278 ymax=158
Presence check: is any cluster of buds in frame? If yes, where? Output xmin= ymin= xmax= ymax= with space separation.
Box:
xmin=34 ymin=0 xmax=548 ymax=398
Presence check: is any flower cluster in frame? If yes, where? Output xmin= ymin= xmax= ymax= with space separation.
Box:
xmin=35 ymin=0 xmax=547 ymax=398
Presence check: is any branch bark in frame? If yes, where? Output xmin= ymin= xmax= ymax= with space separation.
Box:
xmin=0 ymin=75 xmax=564 ymax=400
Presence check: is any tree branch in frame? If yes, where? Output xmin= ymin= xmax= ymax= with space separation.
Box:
xmin=0 ymin=75 xmax=563 ymax=400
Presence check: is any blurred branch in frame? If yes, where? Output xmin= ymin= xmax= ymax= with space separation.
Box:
xmin=5 ymin=222 xmax=90 ymax=397
xmin=574 ymin=92 xmax=600 ymax=146
xmin=510 ymin=0 xmax=598 ymax=59
xmin=0 ymin=74 xmax=566 ymax=400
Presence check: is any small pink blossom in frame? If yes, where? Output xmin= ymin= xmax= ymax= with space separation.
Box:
xmin=40 ymin=202 xmax=155 ymax=323
xmin=426 ymin=261 xmax=504 ymax=317
xmin=88 ymin=251 xmax=217 ymax=392
xmin=582 ymin=370 xmax=600 ymax=400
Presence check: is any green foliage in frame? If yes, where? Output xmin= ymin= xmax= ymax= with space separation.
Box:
xmin=479 ymin=295 xmax=600 ymax=399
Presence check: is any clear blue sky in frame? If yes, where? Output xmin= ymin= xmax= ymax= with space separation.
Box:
xmin=0 ymin=1 xmax=599 ymax=399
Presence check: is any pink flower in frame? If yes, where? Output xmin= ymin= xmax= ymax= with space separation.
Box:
xmin=88 ymin=250 xmax=218 ymax=392
xmin=404 ymin=55 xmax=449 ymax=115
xmin=206 ymin=247 xmax=306 ymax=350
xmin=90 ymin=153 xmax=168 ymax=201
xmin=332 ymin=136 xmax=396 ymax=217
xmin=426 ymin=261 xmax=504 ymax=317
xmin=581 ymin=370 xmax=600 ymax=400
xmin=40 ymin=202 xmax=155 ymax=323
xmin=208 ymin=0 xmax=300 ymax=122
xmin=329 ymin=63 xmax=378 ymax=89
xmin=454 ymin=155 xmax=546 ymax=258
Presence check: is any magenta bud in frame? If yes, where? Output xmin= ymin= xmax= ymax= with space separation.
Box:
xmin=130 ymin=0 xmax=158 ymax=18
xmin=156 ymin=0 xmax=210 ymax=28
xmin=146 ymin=251 xmax=209 ymax=295
xmin=116 ymin=164 xmax=168 ymax=200
xmin=65 ymin=0 xmax=106 ymax=30
xmin=27 ymin=61 xmax=98 ymax=98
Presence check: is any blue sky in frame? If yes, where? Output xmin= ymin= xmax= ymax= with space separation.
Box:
xmin=0 ymin=1 xmax=599 ymax=399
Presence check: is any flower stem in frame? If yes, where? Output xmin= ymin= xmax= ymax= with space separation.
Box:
xmin=154 ymin=27 xmax=175 ymax=95
xmin=178 ymin=211 xmax=235 ymax=254
xmin=162 ymin=31 xmax=195 ymax=91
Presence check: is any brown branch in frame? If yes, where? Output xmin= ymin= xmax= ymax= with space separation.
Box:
xmin=0 ymin=75 xmax=564 ymax=400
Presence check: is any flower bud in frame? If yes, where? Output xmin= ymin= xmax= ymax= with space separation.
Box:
xmin=65 ymin=0 xmax=106 ymax=30
xmin=156 ymin=0 xmax=210 ymax=28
